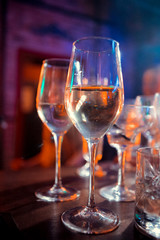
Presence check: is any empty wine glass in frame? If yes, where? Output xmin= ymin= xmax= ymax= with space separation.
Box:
xmin=135 ymin=95 xmax=155 ymax=106
xmin=100 ymin=104 xmax=157 ymax=202
xmin=61 ymin=37 xmax=124 ymax=234
xmin=35 ymin=58 xmax=80 ymax=202
xmin=135 ymin=94 xmax=158 ymax=146
xmin=77 ymin=136 xmax=106 ymax=177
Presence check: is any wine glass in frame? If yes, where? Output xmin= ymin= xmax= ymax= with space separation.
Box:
xmin=135 ymin=95 xmax=155 ymax=106
xmin=61 ymin=37 xmax=124 ymax=234
xmin=100 ymin=104 xmax=157 ymax=202
xmin=77 ymin=136 xmax=106 ymax=177
xmin=35 ymin=58 xmax=80 ymax=202
xmin=135 ymin=94 xmax=158 ymax=146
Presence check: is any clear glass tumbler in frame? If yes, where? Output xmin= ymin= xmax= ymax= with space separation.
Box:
xmin=135 ymin=147 xmax=160 ymax=239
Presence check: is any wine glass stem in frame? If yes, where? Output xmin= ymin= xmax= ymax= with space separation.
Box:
xmin=53 ymin=133 xmax=63 ymax=188
xmin=87 ymin=141 xmax=98 ymax=208
xmin=117 ymin=147 xmax=126 ymax=187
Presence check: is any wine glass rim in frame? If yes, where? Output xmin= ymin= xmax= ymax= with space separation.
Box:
xmin=136 ymin=94 xmax=154 ymax=98
xmin=137 ymin=146 xmax=160 ymax=156
xmin=125 ymin=104 xmax=155 ymax=108
xmin=42 ymin=58 xmax=70 ymax=65
xmin=73 ymin=36 xmax=119 ymax=53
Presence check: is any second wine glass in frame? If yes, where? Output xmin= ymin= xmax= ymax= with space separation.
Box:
xmin=61 ymin=37 xmax=124 ymax=234
xmin=100 ymin=104 xmax=157 ymax=202
xmin=35 ymin=58 xmax=80 ymax=202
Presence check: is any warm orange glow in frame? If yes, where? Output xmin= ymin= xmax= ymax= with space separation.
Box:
xmin=11 ymin=126 xmax=55 ymax=170
xmin=22 ymin=63 xmax=41 ymax=82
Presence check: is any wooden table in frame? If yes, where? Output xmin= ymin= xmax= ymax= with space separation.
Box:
xmin=0 ymin=162 xmax=151 ymax=240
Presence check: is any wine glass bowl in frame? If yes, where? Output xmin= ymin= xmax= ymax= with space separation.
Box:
xmin=61 ymin=37 xmax=124 ymax=234
xmin=65 ymin=86 xmax=123 ymax=141
xmin=135 ymin=95 xmax=155 ymax=106
xmin=35 ymin=58 xmax=80 ymax=202
xmin=135 ymin=94 xmax=159 ymax=146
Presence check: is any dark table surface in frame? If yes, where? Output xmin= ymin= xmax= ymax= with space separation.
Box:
xmin=0 ymin=162 xmax=151 ymax=240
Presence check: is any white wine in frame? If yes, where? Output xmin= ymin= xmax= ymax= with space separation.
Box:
xmin=37 ymin=103 xmax=72 ymax=135
xmin=65 ymin=86 xmax=123 ymax=140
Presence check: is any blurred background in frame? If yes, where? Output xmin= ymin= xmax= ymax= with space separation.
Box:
xmin=1 ymin=0 xmax=160 ymax=170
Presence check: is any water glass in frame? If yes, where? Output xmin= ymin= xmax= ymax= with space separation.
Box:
xmin=135 ymin=147 xmax=160 ymax=239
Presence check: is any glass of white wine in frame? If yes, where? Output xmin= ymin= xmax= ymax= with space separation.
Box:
xmin=61 ymin=37 xmax=124 ymax=234
xmin=35 ymin=58 xmax=80 ymax=202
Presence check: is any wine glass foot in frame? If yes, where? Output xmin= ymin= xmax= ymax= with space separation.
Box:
xmin=35 ymin=185 xmax=80 ymax=202
xmin=61 ymin=206 xmax=120 ymax=234
xmin=77 ymin=162 xmax=106 ymax=178
xmin=99 ymin=184 xmax=135 ymax=202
